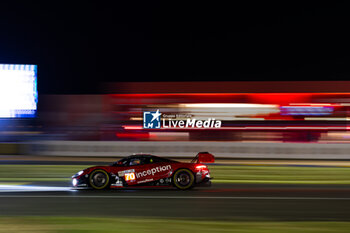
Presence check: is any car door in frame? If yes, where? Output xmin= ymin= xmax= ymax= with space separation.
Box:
xmin=117 ymin=157 xmax=152 ymax=186
xmin=132 ymin=157 xmax=172 ymax=185
xmin=118 ymin=157 xmax=172 ymax=186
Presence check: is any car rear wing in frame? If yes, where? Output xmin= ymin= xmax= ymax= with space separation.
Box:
xmin=191 ymin=152 xmax=215 ymax=163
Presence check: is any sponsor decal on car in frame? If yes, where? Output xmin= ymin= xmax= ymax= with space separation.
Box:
xmin=135 ymin=165 xmax=172 ymax=178
xmin=118 ymin=169 xmax=135 ymax=177
xmin=137 ymin=178 xmax=154 ymax=184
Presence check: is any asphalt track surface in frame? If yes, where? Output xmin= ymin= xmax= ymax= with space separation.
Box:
xmin=2 ymin=156 xmax=350 ymax=220
xmin=1 ymin=182 xmax=350 ymax=220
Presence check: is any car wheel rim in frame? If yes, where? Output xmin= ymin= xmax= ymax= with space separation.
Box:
xmin=93 ymin=173 xmax=106 ymax=187
xmin=177 ymin=172 xmax=191 ymax=186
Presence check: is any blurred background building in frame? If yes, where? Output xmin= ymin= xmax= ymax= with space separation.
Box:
xmin=4 ymin=77 xmax=350 ymax=146
xmin=29 ymin=81 xmax=350 ymax=143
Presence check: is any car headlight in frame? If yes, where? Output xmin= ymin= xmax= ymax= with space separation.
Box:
xmin=72 ymin=178 xmax=78 ymax=186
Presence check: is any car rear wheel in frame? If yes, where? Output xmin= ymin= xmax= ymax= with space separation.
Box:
xmin=89 ymin=169 xmax=110 ymax=190
xmin=173 ymin=169 xmax=195 ymax=190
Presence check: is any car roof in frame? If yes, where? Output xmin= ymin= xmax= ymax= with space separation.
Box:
xmin=127 ymin=154 xmax=157 ymax=158
xmin=121 ymin=154 xmax=177 ymax=163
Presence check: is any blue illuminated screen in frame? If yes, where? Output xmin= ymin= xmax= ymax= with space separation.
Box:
xmin=0 ymin=64 xmax=37 ymax=118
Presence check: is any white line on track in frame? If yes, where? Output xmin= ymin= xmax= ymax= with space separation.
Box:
xmin=0 ymin=195 xmax=350 ymax=200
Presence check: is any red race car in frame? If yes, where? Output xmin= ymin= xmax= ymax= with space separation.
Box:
xmin=72 ymin=152 xmax=214 ymax=190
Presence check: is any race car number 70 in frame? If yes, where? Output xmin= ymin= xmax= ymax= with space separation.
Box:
xmin=125 ymin=172 xmax=136 ymax=181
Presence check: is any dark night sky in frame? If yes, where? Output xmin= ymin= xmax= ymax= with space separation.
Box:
xmin=1 ymin=1 xmax=350 ymax=94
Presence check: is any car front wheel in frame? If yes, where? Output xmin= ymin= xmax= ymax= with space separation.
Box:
xmin=89 ymin=169 xmax=110 ymax=190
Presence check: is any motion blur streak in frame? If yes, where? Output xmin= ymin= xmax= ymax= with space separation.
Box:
xmin=6 ymin=82 xmax=350 ymax=142
xmin=0 ymin=185 xmax=73 ymax=192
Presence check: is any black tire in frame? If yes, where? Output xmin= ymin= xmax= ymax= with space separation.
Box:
xmin=172 ymin=169 xmax=195 ymax=190
xmin=89 ymin=169 xmax=110 ymax=190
